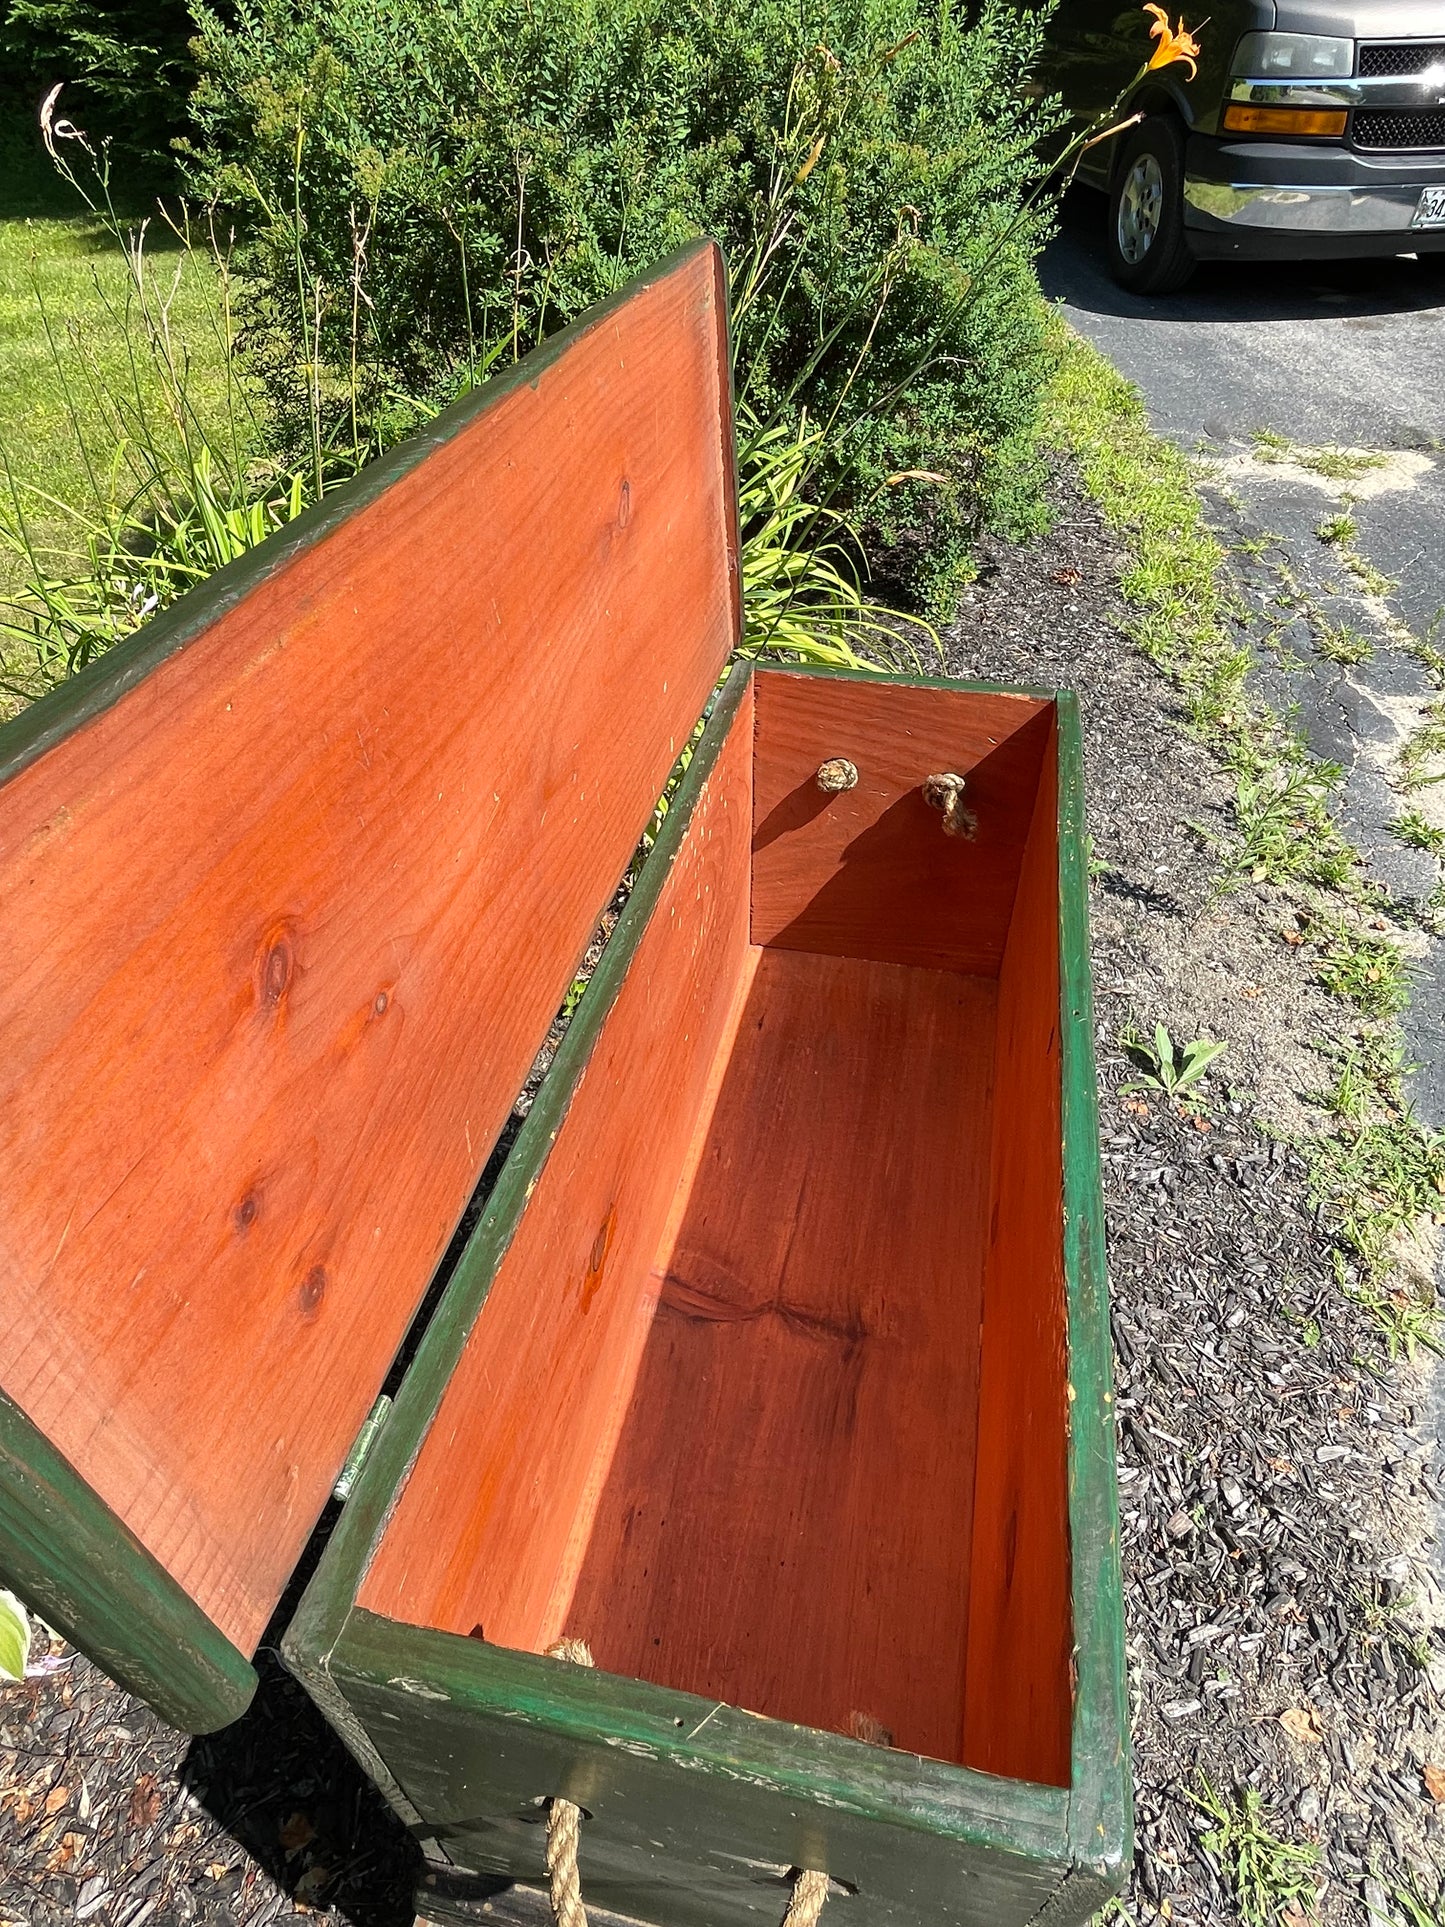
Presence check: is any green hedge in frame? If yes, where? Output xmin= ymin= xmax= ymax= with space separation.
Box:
xmin=189 ymin=0 xmax=1061 ymax=610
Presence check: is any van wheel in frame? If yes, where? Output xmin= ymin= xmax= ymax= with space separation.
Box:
xmin=1107 ymin=117 xmax=1195 ymax=295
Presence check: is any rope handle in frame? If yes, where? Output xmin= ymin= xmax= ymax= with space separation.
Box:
xmin=542 ymin=1640 xmax=831 ymax=1927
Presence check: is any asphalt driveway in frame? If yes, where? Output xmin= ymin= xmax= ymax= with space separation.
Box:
xmin=1043 ymin=188 xmax=1445 ymax=1127
xmin=1042 ymin=189 xmax=1445 ymax=638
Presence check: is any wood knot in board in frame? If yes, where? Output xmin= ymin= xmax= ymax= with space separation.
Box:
xmin=814 ymin=758 xmax=858 ymax=795
xmin=922 ymin=771 xmax=976 ymax=840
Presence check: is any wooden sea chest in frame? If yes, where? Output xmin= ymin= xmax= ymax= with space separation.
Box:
xmin=0 ymin=241 xmax=1129 ymax=1927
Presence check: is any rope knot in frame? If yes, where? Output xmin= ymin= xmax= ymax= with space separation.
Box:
xmin=922 ymin=770 xmax=977 ymax=839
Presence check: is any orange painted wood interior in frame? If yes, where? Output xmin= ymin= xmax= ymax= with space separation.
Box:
xmin=750 ymin=671 xmax=1054 ymax=973
xmin=358 ymin=680 xmax=757 ymax=1643
xmin=0 ymin=244 xmax=737 ymax=1653
xmin=962 ymin=720 xmax=1073 ymax=1787
xmin=364 ymin=669 xmax=1075 ymax=1785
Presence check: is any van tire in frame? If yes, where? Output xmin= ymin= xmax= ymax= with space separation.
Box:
xmin=1107 ymin=117 xmax=1196 ymax=296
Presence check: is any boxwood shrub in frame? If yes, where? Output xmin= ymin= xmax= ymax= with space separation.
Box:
xmin=188 ymin=0 xmax=1062 ymax=611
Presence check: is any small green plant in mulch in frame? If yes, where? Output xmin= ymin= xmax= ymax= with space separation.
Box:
xmin=1192 ymin=1777 xmax=1320 ymax=1927
xmin=1227 ymin=757 xmax=1353 ymax=889
xmin=1304 ymin=914 xmax=1411 ymax=1020
xmin=1340 ymin=1259 xmax=1441 ymax=1360
xmin=1315 ymin=1116 xmax=1445 ymax=1274
xmin=1121 ymin=1023 xmax=1227 ymax=1102
xmin=1374 ymin=1874 xmax=1445 ymax=1927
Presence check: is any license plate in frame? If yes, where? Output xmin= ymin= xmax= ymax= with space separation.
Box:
xmin=1413 ymin=185 xmax=1445 ymax=229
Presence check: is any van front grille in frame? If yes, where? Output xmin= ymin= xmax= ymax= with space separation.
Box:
xmin=1357 ymin=41 xmax=1445 ymax=77
xmin=1353 ymin=107 xmax=1445 ymax=149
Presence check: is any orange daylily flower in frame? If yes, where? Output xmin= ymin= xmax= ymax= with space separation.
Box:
xmin=1143 ymin=2 xmax=1202 ymax=80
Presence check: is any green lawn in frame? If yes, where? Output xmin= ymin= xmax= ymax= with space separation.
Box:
xmin=0 ymin=114 xmax=232 ymax=712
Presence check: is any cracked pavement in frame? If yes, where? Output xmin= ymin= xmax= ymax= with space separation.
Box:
xmin=1043 ymin=187 xmax=1445 ymax=1129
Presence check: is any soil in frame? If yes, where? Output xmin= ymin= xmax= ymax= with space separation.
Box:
xmin=2 ymin=462 xmax=1442 ymax=1927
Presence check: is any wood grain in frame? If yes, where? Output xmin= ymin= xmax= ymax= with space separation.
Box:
xmin=749 ymin=669 xmax=1053 ymax=974
xmin=0 ymin=242 xmax=737 ymax=1652
xmin=565 ymin=947 xmax=997 ymax=1764
xmin=962 ymin=717 xmax=1073 ymax=1787
xmin=357 ymin=680 xmax=756 ymax=1645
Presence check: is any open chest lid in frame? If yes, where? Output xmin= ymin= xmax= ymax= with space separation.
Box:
xmin=0 ymin=241 xmax=739 ymax=1732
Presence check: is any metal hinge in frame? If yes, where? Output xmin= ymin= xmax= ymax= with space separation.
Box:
xmin=332 ymin=1393 xmax=393 ymax=1503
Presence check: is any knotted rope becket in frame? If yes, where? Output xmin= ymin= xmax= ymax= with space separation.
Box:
xmin=921 ymin=770 xmax=977 ymax=839
xmin=542 ymin=1639 xmax=832 ymax=1927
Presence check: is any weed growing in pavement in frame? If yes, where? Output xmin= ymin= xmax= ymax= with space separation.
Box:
xmin=1250 ymin=431 xmax=1389 ymax=484
xmin=1234 ymin=530 xmax=1281 ymax=559
xmin=1316 ymin=511 xmax=1357 ymax=545
xmin=1341 ymin=548 xmax=1397 ymax=600
xmin=1400 ymin=702 xmax=1445 ymax=792
xmin=1120 ymin=1023 xmax=1227 ymax=1101
xmin=1191 ymin=1777 xmax=1320 ymax=1927
xmin=1310 ymin=614 xmax=1374 ymax=666
xmin=1312 ymin=500 xmax=1397 ymax=598
xmin=1393 ymin=809 xmax=1445 ymax=855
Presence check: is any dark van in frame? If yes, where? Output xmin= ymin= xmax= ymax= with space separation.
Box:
xmin=1046 ymin=1 xmax=1445 ymax=290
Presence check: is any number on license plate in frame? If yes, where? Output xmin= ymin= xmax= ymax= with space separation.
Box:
xmin=1413 ymin=185 xmax=1445 ymax=230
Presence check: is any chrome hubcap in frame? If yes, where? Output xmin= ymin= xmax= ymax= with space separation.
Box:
xmin=1117 ymin=154 xmax=1164 ymax=266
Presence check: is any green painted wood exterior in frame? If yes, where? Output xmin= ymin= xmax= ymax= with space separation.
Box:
xmin=0 ymin=1391 xmax=257 ymax=1732
xmin=283 ymin=665 xmax=1131 ymax=1927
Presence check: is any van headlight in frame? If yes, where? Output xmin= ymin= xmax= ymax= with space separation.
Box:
xmin=1231 ymin=31 xmax=1354 ymax=77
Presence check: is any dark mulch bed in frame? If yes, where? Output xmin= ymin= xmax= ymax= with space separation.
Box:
xmin=3 ymin=463 xmax=1442 ymax=1927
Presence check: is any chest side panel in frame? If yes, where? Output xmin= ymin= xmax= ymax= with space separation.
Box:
xmin=0 ymin=242 xmax=736 ymax=1656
